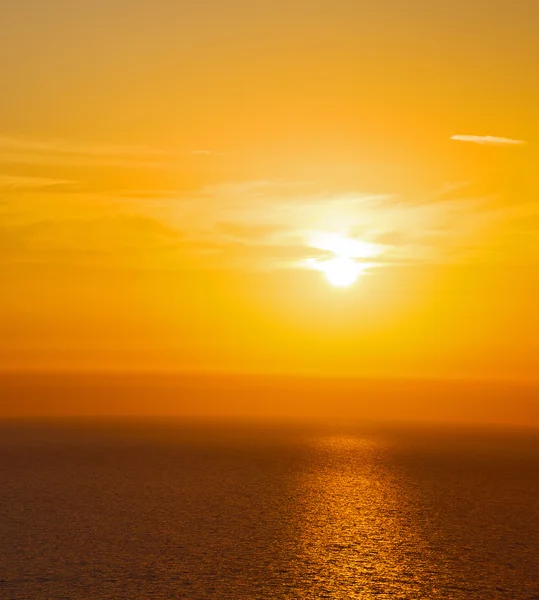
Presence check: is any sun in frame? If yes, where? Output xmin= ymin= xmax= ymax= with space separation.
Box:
xmin=320 ymin=257 xmax=363 ymax=287
xmin=302 ymin=232 xmax=380 ymax=288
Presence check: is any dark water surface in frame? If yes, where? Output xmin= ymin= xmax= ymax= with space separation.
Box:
xmin=1 ymin=420 xmax=538 ymax=599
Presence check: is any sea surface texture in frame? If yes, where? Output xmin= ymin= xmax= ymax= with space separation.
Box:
xmin=1 ymin=420 xmax=538 ymax=599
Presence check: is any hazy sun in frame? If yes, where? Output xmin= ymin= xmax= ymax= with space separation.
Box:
xmin=303 ymin=232 xmax=381 ymax=288
xmin=321 ymin=257 xmax=363 ymax=287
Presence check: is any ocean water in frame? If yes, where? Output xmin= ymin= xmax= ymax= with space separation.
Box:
xmin=1 ymin=420 xmax=538 ymax=599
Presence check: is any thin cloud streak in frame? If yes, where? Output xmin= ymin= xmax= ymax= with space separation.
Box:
xmin=451 ymin=135 xmax=526 ymax=146
xmin=0 ymin=174 xmax=75 ymax=189
xmin=0 ymin=136 xmax=178 ymax=169
xmin=189 ymin=150 xmax=225 ymax=156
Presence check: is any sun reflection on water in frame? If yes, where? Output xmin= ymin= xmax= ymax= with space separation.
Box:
xmin=294 ymin=433 xmax=428 ymax=599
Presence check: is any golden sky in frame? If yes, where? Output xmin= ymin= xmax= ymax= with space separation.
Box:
xmin=1 ymin=0 xmax=538 ymax=383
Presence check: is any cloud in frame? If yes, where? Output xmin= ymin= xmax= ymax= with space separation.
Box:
xmin=0 ymin=136 xmax=228 ymax=170
xmin=124 ymin=180 xmax=521 ymax=269
xmin=215 ymin=222 xmax=288 ymax=241
xmin=0 ymin=135 xmax=175 ymax=169
xmin=0 ymin=174 xmax=75 ymax=190
xmin=0 ymin=214 xmax=185 ymax=268
xmin=451 ymin=135 xmax=526 ymax=146
xmin=189 ymin=150 xmax=225 ymax=156
xmin=3 ymin=178 xmax=535 ymax=272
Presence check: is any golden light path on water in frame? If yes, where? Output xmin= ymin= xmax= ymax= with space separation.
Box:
xmin=2 ymin=422 xmax=539 ymax=598
xmin=294 ymin=434 xmax=429 ymax=599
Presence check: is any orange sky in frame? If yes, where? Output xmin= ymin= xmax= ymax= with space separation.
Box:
xmin=1 ymin=0 xmax=538 ymax=390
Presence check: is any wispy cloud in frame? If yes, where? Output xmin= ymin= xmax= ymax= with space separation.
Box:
xmin=0 ymin=214 xmax=185 ymax=269
xmin=0 ymin=174 xmax=75 ymax=190
xmin=451 ymin=135 xmax=526 ymax=146
xmin=120 ymin=181 xmax=525 ymax=269
xmin=2 ymin=178 xmax=536 ymax=271
xmin=0 ymin=137 xmax=167 ymax=157
xmin=189 ymin=150 xmax=225 ymax=156
xmin=0 ymin=135 xmax=175 ymax=169
xmin=0 ymin=136 xmax=230 ymax=170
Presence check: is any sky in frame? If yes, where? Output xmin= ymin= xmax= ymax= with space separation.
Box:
xmin=1 ymin=0 xmax=539 ymax=396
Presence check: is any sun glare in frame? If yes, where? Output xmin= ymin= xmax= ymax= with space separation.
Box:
xmin=321 ymin=257 xmax=363 ymax=287
xmin=303 ymin=232 xmax=380 ymax=287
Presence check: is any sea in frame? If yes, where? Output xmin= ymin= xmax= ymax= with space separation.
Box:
xmin=1 ymin=419 xmax=538 ymax=599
